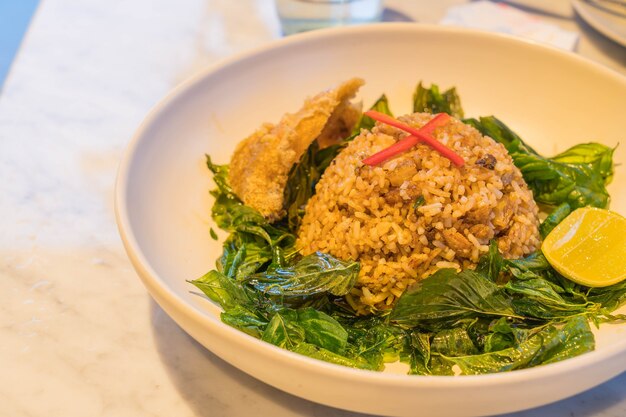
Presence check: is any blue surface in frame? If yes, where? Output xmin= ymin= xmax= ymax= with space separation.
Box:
xmin=0 ymin=0 xmax=40 ymax=91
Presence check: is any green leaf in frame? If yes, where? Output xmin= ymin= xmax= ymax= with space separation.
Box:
xmin=483 ymin=318 xmax=530 ymax=353
xmin=476 ymin=240 xmax=505 ymax=282
xmin=205 ymin=155 xmax=248 ymax=230
xmin=464 ymin=116 xmax=539 ymax=155
xmin=412 ymin=195 xmax=426 ymax=211
xmin=413 ymin=82 xmax=464 ymax=118
xmin=431 ymin=328 xmax=479 ymax=357
xmin=407 ymin=331 xmax=432 ymax=375
xmin=206 ymin=154 xmax=238 ymax=199
xmin=216 ymin=215 xmax=297 ymax=280
xmin=514 ymin=152 xmax=609 ymax=209
xmin=531 ymin=316 xmax=595 ymax=366
xmin=506 ymin=253 xmax=591 ymax=303
xmin=221 ymin=305 xmax=269 ymax=338
xmin=284 ymin=141 xmax=329 ymax=231
xmin=551 ymin=143 xmax=615 ymax=185
xmin=352 ymin=94 xmax=394 ymax=134
xmin=262 ymin=311 xmax=305 ymax=349
xmin=540 ymin=202 xmax=572 ymax=238
xmin=218 ymin=236 xmax=272 ymax=279
xmin=283 ymin=140 xmax=348 ymax=232
xmin=588 ymin=279 xmax=626 ymax=312
xmin=247 ymin=252 xmax=359 ymax=300
xmin=291 ymin=343 xmax=379 ymax=370
xmin=432 ymin=316 xmax=594 ymax=375
xmin=390 ymin=269 xmax=520 ymax=329
xmin=340 ymin=315 xmax=407 ymax=370
xmin=506 ymin=251 xmax=551 ymax=272
xmin=505 ymin=278 xmax=598 ymax=320
xmin=297 ymin=308 xmax=349 ymax=354
xmin=189 ymin=270 xmax=253 ymax=310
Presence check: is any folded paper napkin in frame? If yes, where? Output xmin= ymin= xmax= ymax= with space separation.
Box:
xmin=440 ymin=1 xmax=579 ymax=51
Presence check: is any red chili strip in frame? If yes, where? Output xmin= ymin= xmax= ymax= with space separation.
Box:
xmin=361 ymin=135 xmax=420 ymax=166
xmin=362 ymin=113 xmax=450 ymax=165
xmin=362 ymin=111 xmax=465 ymax=167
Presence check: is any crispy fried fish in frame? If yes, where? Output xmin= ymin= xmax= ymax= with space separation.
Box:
xmin=229 ymin=78 xmax=364 ymax=221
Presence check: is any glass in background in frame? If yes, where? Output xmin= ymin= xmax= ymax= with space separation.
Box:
xmin=275 ymin=0 xmax=384 ymax=35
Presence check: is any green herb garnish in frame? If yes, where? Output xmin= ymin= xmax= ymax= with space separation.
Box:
xmin=412 ymin=196 xmax=425 ymax=211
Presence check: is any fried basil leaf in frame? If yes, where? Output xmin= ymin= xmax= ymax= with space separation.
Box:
xmin=430 ymin=327 xmax=479 ymax=357
xmin=283 ymin=140 xmax=341 ymax=231
xmin=540 ymin=202 xmax=572 ymax=238
xmin=390 ymin=269 xmax=519 ymax=329
xmin=247 ymin=252 xmax=359 ymax=300
xmin=413 ymin=82 xmax=464 ymax=118
xmin=352 ymin=94 xmax=394 ymax=134
xmin=476 ymin=240 xmax=505 ymax=282
xmin=431 ymin=316 xmax=594 ymax=375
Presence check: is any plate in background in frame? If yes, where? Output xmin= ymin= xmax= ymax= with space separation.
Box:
xmin=115 ymin=24 xmax=626 ymax=417
xmin=572 ymin=0 xmax=626 ymax=47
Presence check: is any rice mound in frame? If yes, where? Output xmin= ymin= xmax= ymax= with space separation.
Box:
xmin=297 ymin=112 xmax=541 ymax=313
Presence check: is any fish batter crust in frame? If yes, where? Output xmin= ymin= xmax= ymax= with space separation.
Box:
xmin=229 ymin=78 xmax=364 ymax=220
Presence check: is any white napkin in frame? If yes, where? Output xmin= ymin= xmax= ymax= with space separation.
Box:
xmin=440 ymin=1 xmax=579 ymax=51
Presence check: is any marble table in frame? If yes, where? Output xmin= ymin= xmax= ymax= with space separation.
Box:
xmin=1 ymin=1 xmax=625 ymax=416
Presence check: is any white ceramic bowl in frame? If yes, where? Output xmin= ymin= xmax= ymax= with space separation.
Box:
xmin=115 ymin=24 xmax=626 ymax=417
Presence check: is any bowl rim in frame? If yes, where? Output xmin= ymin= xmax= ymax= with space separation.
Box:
xmin=114 ymin=23 xmax=626 ymax=389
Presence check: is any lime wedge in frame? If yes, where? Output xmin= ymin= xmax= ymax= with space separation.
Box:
xmin=542 ymin=207 xmax=626 ymax=288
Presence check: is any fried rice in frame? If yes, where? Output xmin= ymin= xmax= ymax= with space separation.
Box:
xmin=297 ymin=112 xmax=541 ymax=313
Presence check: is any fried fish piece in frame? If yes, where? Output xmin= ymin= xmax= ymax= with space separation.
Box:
xmin=229 ymin=78 xmax=364 ymax=221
